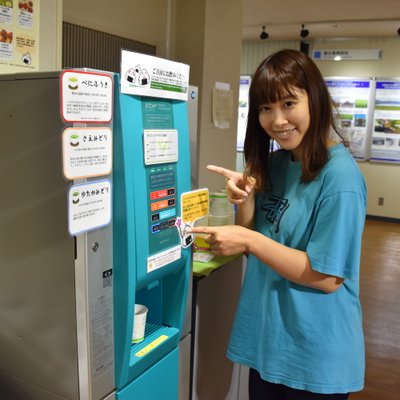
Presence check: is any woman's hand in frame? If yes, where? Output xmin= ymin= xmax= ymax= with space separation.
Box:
xmin=207 ymin=165 xmax=256 ymax=205
xmin=190 ymin=225 xmax=251 ymax=256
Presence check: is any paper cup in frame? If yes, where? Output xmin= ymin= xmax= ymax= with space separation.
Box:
xmin=132 ymin=304 xmax=148 ymax=344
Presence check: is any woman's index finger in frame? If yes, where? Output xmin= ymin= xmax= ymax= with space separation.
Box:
xmin=206 ymin=164 xmax=235 ymax=179
xmin=190 ymin=226 xmax=214 ymax=234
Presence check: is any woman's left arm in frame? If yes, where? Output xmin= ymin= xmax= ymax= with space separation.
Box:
xmin=191 ymin=225 xmax=344 ymax=293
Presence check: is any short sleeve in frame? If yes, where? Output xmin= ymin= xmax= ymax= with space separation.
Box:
xmin=306 ymin=191 xmax=366 ymax=280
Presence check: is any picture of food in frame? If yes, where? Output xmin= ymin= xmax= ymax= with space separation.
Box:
xmin=374 ymin=119 xmax=400 ymax=134
xmin=70 ymin=134 xmax=80 ymax=147
xmin=68 ymin=77 xmax=79 ymax=90
xmin=72 ymin=192 xmax=80 ymax=204
xmin=0 ymin=0 xmax=13 ymax=8
xmin=18 ymin=0 xmax=33 ymax=13
xmin=0 ymin=29 xmax=13 ymax=44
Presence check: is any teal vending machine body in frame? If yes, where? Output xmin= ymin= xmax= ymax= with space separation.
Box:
xmin=112 ymin=71 xmax=191 ymax=399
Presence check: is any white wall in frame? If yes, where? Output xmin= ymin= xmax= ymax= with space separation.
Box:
xmin=241 ymin=38 xmax=400 ymax=219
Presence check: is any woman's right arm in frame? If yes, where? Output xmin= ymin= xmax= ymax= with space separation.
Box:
xmin=206 ymin=164 xmax=256 ymax=229
xmin=236 ymin=190 xmax=255 ymax=229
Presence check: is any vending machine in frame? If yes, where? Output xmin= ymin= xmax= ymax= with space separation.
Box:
xmin=112 ymin=52 xmax=192 ymax=399
xmin=0 ymin=52 xmax=192 ymax=400
xmin=0 ymin=72 xmax=115 ymax=400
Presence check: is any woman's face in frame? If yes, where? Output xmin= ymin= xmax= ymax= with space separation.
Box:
xmin=258 ymin=87 xmax=310 ymax=161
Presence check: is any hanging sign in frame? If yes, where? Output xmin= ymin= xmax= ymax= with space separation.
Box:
xmin=60 ymin=70 xmax=113 ymax=123
xmin=62 ymin=126 xmax=113 ymax=179
xmin=370 ymin=79 xmax=400 ymax=163
xmin=68 ymin=179 xmax=112 ymax=236
xmin=313 ymin=49 xmax=381 ymax=61
xmin=120 ymin=50 xmax=190 ymax=101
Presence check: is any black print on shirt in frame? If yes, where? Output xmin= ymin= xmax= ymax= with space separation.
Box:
xmin=261 ymin=192 xmax=289 ymax=233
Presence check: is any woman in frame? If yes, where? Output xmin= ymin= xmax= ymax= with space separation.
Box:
xmin=191 ymin=49 xmax=366 ymax=399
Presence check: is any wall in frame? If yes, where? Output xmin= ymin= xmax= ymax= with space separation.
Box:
xmin=63 ymin=0 xmax=171 ymax=58
xmin=174 ymin=0 xmax=244 ymax=192
xmin=240 ymin=37 xmax=400 ymax=219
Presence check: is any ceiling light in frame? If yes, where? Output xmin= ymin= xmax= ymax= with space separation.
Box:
xmin=260 ymin=25 xmax=269 ymax=40
xmin=300 ymin=24 xmax=309 ymax=38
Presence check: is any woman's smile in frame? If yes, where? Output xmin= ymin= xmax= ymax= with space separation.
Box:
xmin=258 ymin=88 xmax=310 ymax=160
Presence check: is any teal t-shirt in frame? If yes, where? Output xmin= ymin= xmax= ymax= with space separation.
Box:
xmin=227 ymin=144 xmax=366 ymax=394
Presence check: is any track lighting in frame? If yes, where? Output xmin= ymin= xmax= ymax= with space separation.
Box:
xmin=300 ymin=24 xmax=309 ymax=38
xmin=260 ymin=25 xmax=269 ymax=40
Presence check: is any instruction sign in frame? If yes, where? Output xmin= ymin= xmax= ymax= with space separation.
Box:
xmin=60 ymin=70 xmax=113 ymax=123
xmin=175 ymin=188 xmax=209 ymax=249
xmin=68 ymin=179 xmax=112 ymax=236
xmin=62 ymin=127 xmax=112 ymax=179
xmin=144 ymin=129 xmax=178 ymax=165
xmin=180 ymin=188 xmax=209 ymax=223
xmin=120 ymin=50 xmax=190 ymax=101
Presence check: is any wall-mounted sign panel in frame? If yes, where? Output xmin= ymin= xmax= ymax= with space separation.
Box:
xmin=370 ymin=79 xmax=400 ymax=163
xmin=325 ymin=77 xmax=375 ymax=160
xmin=314 ymin=49 xmax=381 ymax=61
xmin=237 ymin=75 xmax=251 ymax=151
xmin=0 ymin=0 xmax=40 ymax=71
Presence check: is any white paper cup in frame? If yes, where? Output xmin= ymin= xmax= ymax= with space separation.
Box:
xmin=132 ymin=304 xmax=148 ymax=344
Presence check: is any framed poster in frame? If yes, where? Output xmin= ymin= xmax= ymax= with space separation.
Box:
xmin=325 ymin=77 xmax=375 ymax=160
xmin=370 ymin=79 xmax=400 ymax=163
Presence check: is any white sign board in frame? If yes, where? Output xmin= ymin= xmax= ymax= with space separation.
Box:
xmin=120 ymin=50 xmax=190 ymax=101
xmin=68 ymin=179 xmax=112 ymax=236
xmin=143 ymin=129 xmax=178 ymax=165
xmin=62 ymin=127 xmax=113 ymax=180
xmin=313 ymin=49 xmax=381 ymax=61
xmin=60 ymin=70 xmax=113 ymax=123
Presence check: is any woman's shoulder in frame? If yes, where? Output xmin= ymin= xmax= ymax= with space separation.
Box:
xmin=321 ymin=143 xmax=366 ymax=193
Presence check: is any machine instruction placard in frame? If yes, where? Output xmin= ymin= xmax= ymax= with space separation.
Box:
xmin=68 ymin=179 xmax=112 ymax=236
xmin=60 ymin=70 xmax=113 ymax=123
xmin=62 ymin=126 xmax=113 ymax=179
xmin=143 ymin=129 xmax=178 ymax=165
xmin=120 ymin=50 xmax=190 ymax=101
xmin=175 ymin=188 xmax=209 ymax=249
xmin=147 ymin=245 xmax=181 ymax=273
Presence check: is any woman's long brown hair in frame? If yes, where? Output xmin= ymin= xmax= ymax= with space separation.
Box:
xmin=243 ymin=49 xmax=340 ymax=191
